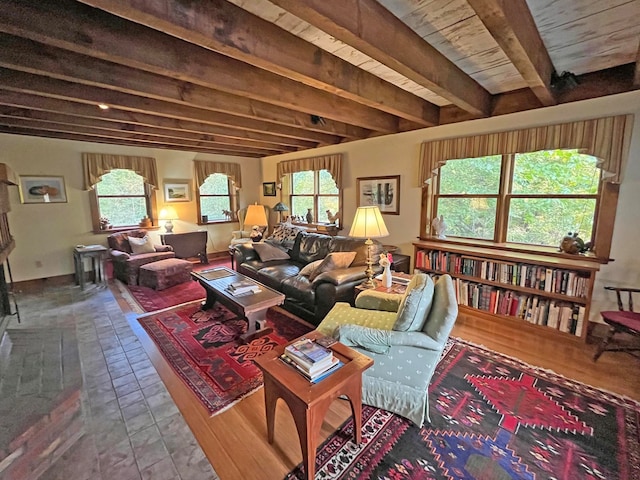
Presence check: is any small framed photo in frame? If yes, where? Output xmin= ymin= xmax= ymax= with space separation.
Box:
xmin=19 ymin=175 xmax=67 ymax=203
xmin=263 ymin=182 xmax=277 ymax=197
xmin=357 ymin=175 xmax=400 ymax=215
xmin=164 ymin=180 xmax=191 ymax=202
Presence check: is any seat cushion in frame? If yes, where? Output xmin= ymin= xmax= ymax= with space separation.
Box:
xmin=601 ymin=310 xmax=640 ymax=331
xmin=394 ymin=274 xmax=434 ymax=332
xmin=253 ymin=242 xmax=290 ymax=261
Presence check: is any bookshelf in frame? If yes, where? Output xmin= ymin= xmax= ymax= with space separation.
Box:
xmin=413 ymin=240 xmax=603 ymax=342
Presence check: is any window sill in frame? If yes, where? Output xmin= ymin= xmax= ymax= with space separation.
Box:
xmin=94 ymin=226 xmax=160 ymax=234
xmin=197 ymin=220 xmax=237 ymax=226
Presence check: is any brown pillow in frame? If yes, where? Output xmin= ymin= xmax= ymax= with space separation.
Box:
xmin=299 ymin=259 xmax=323 ymax=277
xmin=253 ymin=242 xmax=290 ymax=261
xmin=309 ymin=251 xmax=357 ymax=281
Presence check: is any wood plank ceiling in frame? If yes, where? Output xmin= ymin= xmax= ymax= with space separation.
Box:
xmin=0 ymin=0 xmax=638 ymax=158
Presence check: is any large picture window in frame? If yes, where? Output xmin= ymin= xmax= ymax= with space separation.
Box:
xmin=434 ymin=149 xmax=600 ymax=247
xmin=290 ymin=169 xmax=339 ymax=223
xmin=94 ymin=169 xmax=152 ymax=229
xmin=197 ymin=173 xmax=237 ymax=223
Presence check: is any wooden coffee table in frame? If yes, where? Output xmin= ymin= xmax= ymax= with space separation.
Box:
xmin=190 ymin=267 xmax=285 ymax=343
xmin=253 ymin=330 xmax=374 ymax=480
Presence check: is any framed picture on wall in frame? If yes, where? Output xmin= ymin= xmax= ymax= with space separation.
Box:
xmin=263 ymin=182 xmax=277 ymax=196
xmin=356 ymin=175 xmax=400 ymax=215
xmin=19 ymin=175 xmax=67 ymax=204
xmin=163 ymin=179 xmax=191 ymax=202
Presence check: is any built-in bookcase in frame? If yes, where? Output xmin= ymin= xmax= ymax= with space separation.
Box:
xmin=413 ymin=240 xmax=603 ymax=342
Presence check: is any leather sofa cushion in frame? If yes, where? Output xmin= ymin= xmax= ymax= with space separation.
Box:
xmin=281 ymin=275 xmax=316 ymax=305
xmin=290 ymin=232 xmax=332 ymax=264
xmin=256 ymin=263 xmax=303 ymax=290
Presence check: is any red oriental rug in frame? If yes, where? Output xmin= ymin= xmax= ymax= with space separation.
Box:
xmin=119 ymin=257 xmax=230 ymax=313
xmin=138 ymin=301 xmax=313 ymax=416
xmin=286 ymin=338 xmax=640 ymax=480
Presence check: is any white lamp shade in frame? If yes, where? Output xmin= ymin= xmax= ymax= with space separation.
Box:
xmin=244 ymin=204 xmax=268 ymax=226
xmin=349 ymin=206 xmax=389 ymax=238
xmin=159 ymin=206 xmax=178 ymax=220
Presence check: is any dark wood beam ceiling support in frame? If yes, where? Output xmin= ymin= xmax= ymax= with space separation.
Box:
xmin=0 ymin=69 xmax=344 ymax=145
xmin=0 ymin=34 xmax=366 ymax=140
xmin=0 ymin=107 xmax=295 ymax=153
xmin=79 ymin=0 xmax=439 ymax=127
xmin=467 ymin=0 xmax=556 ymax=106
xmin=0 ymin=0 xmax=399 ymax=133
xmin=634 ymin=39 xmax=640 ymax=87
xmin=268 ymin=0 xmax=491 ymax=116
xmin=0 ymin=126 xmax=263 ymax=157
xmin=0 ymin=90 xmax=319 ymax=149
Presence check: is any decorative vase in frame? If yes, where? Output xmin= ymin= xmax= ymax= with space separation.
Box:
xmin=306 ymin=208 xmax=313 ymax=223
xmin=382 ymin=264 xmax=392 ymax=288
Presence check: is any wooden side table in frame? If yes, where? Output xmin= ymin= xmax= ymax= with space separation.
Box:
xmin=160 ymin=231 xmax=208 ymax=263
xmin=73 ymin=245 xmax=108 ymax=290
xmin=254 ymin=331 xmax=373 ymax=480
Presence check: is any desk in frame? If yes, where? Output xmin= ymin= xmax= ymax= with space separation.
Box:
xmin=160 ymin=231 xmax=208 ymax=263
xmin=73 ymin=245 xmax=108 ymax=290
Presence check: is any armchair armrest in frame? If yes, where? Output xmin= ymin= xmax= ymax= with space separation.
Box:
xmin=109 ymin=250 xmax=131 ymax=260
xmin=311 ymin=265 xmax=368 ymax=287
xmin=154 ymin=244 xmax=173 ymax=252
xmin=232 ymin=230 xmax=251 ymax=240
xmin=233 ymin=242 xmax=258 ymax=263
xmin=355 ymin=290 xmax=402 ymax=312
xmin=337 ymin=325 xmax=443 ymax=355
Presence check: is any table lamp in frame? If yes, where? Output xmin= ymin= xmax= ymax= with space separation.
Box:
xmin=348 ymin=206 xmax=389 ymax=288
xmin=273 ymin=202 xmax=289 ymax=223
xmin=159 ymin=206 xmax=178 ymax=233
xmin=244 ymin=204 xmax=268 ymax=241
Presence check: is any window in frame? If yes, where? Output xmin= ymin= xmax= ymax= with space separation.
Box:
xmin=290 ymin=169 xmax=340 ymax=223
xmin=94 ymin=169 xmax=152 ymax=229
xmin=197 ymin=173 xmax=237 ymax=223
xmin=434 ymin=149 xmax=600 ymax=247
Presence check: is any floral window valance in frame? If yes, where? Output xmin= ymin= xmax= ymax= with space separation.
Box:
xmin=193 ymin=160 xmax=242 ymax=189
xmin=83 ymin=153 xmax=159 ymax=190
xmin=418 ymin=114 xmax=633 ymax=186
xmin=276 ymin=154 xmax=343 ymax=189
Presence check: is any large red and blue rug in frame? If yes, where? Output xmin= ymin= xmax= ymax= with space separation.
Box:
xmin=287 ymin=338 xmax=640 ymax=479
xmin=138 ymin=301 xmax=313 ymax=416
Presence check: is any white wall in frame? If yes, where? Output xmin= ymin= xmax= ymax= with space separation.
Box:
xmin=0 ymin=136 xmax=262 ymax=281
xmin=261 ymin=91 xmax=640 ymax=321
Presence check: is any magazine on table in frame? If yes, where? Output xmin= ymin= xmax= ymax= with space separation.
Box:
xmin=285 ymin=338 xmax=332 ymax=366
xmin=280 ymin=354 xmax=343 ymax=382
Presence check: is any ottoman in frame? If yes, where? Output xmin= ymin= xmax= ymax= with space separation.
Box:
xmin=139 ymin=258 xmax=193 ymax=290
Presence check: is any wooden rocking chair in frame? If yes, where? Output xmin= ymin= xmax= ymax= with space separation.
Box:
xmin=593 ymin=286 xmax=640 ymax=361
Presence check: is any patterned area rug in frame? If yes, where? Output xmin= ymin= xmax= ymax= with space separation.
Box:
xmin=138 ymin=301 xmax=313 ymax=416
xmin=119 ymin=258 xmax=230 ymax=313
xmin=286 ymin=338 xmax=640 ymax=479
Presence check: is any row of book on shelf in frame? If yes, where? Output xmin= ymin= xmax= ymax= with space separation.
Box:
xmin=452 ymin=277 xmax=585 ymax=336
xmin=225 ymin=280 xmax=261 ymax=296
xmin=415 ymin=250 xmax=588 ymax=298
xmin=280 ymin=337 xmax=342 ymax=383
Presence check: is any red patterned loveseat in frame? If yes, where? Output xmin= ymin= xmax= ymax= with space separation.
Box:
xmin=107 ymin=229 xmax=175 ymax=285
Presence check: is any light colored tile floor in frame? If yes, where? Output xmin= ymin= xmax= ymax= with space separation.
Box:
xmin=6 ymin=282 xmax=218 ymax=480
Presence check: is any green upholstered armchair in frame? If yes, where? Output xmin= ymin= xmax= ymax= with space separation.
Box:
xmin=317 ymin=274 xmax=458 ymax=427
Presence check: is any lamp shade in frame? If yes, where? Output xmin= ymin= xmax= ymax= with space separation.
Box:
xmin=273 ymin=202 xmax=288 ymax=212
xmin=159 ymin=206 xmax=178 ymax=220
xmin=349 ymin=206 xmax=389 ymax=239
xmin=244 ymin=204 xmax=268 ymax=226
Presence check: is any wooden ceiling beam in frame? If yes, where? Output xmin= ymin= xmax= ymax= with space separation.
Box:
xmin=467 ymin=0 xmax=556 ymax=106
xmin=0 ymin=69 xmax=344 ymax=145
xmin=0 ymin=0 xmax=398 ymax=133
xmin=0 ymin=106 xmax=295 ymax=153
xmin=268 ymin=0 xmax=491 ymax=116
xmin=634 ymin=39 xmax=640 ymax=87
xmin=0 ymin=33 xmax=367 ymax=140
xmin=79 ymin=0 xmax=439 ymax=127
xmin=0 ymin=90 xmax=318 ymax=149
xmin=0 ymin=118 xmax=278 ymax=156
xmin=0 ymin=125 xmax=263 ymax=157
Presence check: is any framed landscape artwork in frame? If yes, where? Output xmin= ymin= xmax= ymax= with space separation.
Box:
xmin=19 ymin=175 xmax=67 ymax=204
xmin=263 ymin=182 xmax=277 ymax=196
xmin=164 ymin=180 xmax=191 ymax=202
xmin=356 ymin=175 xmax=400 ymax=215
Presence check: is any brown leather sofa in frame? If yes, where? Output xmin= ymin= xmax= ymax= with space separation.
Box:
xmin=233 ymin=231 xmax=383 ymax=325
xmin=107 ymin=229 xmax=175 ymax=285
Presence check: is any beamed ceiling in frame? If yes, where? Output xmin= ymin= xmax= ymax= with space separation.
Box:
xmin=0 ymin=0 xmax=638 ymax=158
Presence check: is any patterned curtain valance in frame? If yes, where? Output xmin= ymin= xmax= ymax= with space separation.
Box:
xmin=193 ymin=160 xmax=242 ymax=189
xmin=82 ymin=153 xmax=159 ymax=190
xmin=276 ymin=154 xmax=343 ymax=189
xmin=419 ymin=115 xmax=634 ymax=185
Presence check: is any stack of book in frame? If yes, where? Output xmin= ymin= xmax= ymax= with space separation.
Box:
xmin=281 ymin=338 xmax=342 ymax=382
xmin=226 ymin=280 xmax=260 ymax=296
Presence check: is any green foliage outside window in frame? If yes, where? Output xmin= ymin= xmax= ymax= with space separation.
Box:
xmin=199 ymin=173 xmax=232 ymax=221
xmin=96 ymin=169 xmax=148 ymax=227
xmin=291 ymin=170 xmax=339 ymax=222
xmin=436 ymin=149 xmax=599 ymax=247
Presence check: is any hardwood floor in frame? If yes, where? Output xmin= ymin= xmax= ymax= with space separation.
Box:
xmin=127 ymin=297 xmax=640 ymax=480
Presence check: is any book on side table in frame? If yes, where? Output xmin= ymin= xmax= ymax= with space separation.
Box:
xmin=281 ymin=338 xmax=343 ymax=382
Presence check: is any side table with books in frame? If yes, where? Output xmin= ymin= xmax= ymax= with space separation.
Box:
xmin=253 ymin=331 xmax=373 ymax=480
xmin=281 ymin=337 xmax=343 ymax=383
